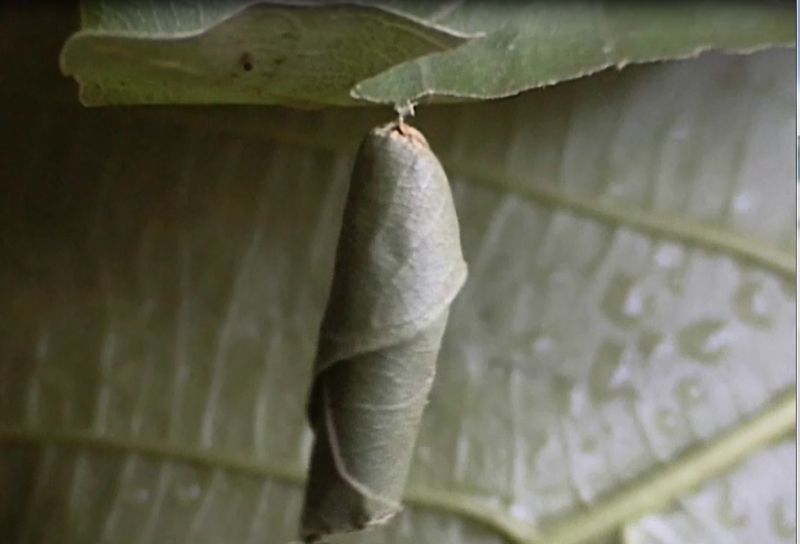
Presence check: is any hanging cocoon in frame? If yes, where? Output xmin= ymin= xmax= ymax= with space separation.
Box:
xmin=300 ymin=121 xmax=468 ymax=541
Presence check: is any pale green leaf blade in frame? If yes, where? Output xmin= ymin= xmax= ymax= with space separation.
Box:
xmin=354 ymin=1 xmax=796 ymax=104
xmin=2 ymin=9 xmax=795 ymax=544
xmin=59 ymin=1 xmax=475 ymax=107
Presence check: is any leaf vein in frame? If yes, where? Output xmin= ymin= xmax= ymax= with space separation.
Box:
xmin=0 ymin=389 xmax=792 ymax=544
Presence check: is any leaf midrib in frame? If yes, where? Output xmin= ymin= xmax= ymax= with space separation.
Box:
xmin=1 ymin=390 xmax=793 ymax=544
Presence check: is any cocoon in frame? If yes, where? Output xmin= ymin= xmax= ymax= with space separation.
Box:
xmin=300 ymin=121 xmax=467 ymax=541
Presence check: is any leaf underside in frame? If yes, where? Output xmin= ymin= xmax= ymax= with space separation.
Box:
xmin=60 ymin=1 xmax=475 ymax=107
xmin=2 ymin=6 xmax=797 ymax=544
xmin=59 ymin=0 xmax=795 ymax=107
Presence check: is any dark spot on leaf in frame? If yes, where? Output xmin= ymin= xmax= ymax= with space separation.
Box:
xmin=274 ymin=56 xmax=287 ymax=66
xmin=239 ymin=53 xmax=254 ymax=72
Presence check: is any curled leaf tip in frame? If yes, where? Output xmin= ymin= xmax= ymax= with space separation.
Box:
xmin=299 ymin=121 xmax=467 ymax=540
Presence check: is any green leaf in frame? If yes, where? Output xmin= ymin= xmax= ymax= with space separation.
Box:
xmin=2 ymin=10 xmax=795 ymax=544
xmin=354 ymin=1 xmax=796 ymax=105
xmin=59 ymin=1 xmax=475 ymax=107
xmin=59 ymin=1 xmax=794 ymax=107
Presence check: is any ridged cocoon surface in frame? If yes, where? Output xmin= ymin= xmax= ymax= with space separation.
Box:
xmin=300 ymin=122 xmax=468 ymax=541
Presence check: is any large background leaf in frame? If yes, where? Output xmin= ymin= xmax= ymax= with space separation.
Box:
xmin=60 ymin=0 xmax=794 ymax=107
xmin=1 ymin=5 xmax=795 ymax=544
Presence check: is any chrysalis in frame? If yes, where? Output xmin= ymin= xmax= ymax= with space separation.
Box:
xmin=300 ymin=121 xmax=467 ymax=541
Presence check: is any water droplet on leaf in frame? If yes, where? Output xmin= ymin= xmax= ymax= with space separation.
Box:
xmin=732 ymin=192 xmax=753 ymax=213
xmin=677 ymin=319 xmax=731 ymax=364
xmin=533 ymin=335 xmax=556 ymax=356
xmin=601 ymin=274 xmax=648 ymax=326
xmin=734 ymin=281 xmax=773 ymax=329
xmin=655 ymin=245 xmax=682 ymax=269
xmin=674 ymin=377 xmax=705 ymax=406
xmin=637 ymin=330 xmax=663 ymax=362
xmin=131 ymin=488 xmax=150 ymax=504
xmin=589 ymin=340 xmax=637 ymax=403
xmin=175 ymin=482 xmax=201 ymax=503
